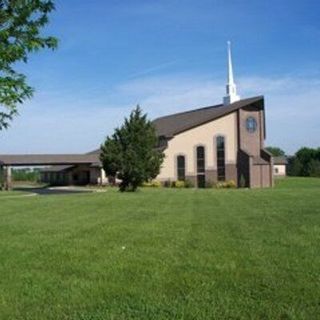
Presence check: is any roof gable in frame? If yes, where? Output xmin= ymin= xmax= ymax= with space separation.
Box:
xmin=153 ymin=96 xmax=264 ymax=138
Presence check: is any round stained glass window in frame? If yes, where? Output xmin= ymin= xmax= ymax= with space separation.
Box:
xmin=246 ymin=117 xmax=257 ymax=133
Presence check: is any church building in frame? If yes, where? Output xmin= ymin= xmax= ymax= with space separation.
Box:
xmin=153 ymin=43 xmax=273 ymax=188
xmin=0 ymin=43 xmax=273 ymax=189
xmin=39 ymin=43 xmax=273 ymax=188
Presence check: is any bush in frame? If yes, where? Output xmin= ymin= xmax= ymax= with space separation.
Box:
xmin=184 ymin=179 xmax=195 ymax=188
xmin=174 ymin=180 xmax=185 ymax=188
xmin=215 ymin=182 xmax=225 ymax=189
xmin=226 ymin=180 xmax=236 ymax=188
xmin=163 ymin=180 xmax=171 ymax=188
xmin=215 ymin=180 xmax=236 ymax=189
xmin=152 ymin=180 xmax=162 ymax=187
xmin=205 ymin=180 xmax=215 ymax=188
xmin=143 ymin=180 xmax=162 ymax=188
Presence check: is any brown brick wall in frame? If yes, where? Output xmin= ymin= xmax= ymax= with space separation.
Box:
xmin=238 ymin=106 xmax=264 ymax=156
xmin=250 ymin=164 xmax=272 ymax=188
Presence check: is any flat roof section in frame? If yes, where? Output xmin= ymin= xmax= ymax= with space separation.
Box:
xmin=0 ymin=154 xmax=100 ymax=166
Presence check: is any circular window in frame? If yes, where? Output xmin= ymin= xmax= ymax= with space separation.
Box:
xmin=246 ymin=117 xmax=257 ymax=133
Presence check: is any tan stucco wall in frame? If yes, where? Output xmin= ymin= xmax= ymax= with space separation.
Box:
xmin=157 ymin=112 xmax=237 ymax=181
xmin=274 ymin=164 xmax=286 ymax=176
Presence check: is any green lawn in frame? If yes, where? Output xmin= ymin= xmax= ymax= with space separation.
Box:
xmin=0 ymin=177 xmax=319 ymax=319
xmin=0 ymin=190 xmax=26 ymax=197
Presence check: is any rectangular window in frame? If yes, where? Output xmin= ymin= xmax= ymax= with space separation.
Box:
xmin=177 ymin=156 xmax=185 ymax=181
xmin=216 ymin=136 xmax=225 ymax=181
xmin=196 ymin=146 xmax=205 ymax=174
xmin=196 ymin=146 xmax=206 ymax=187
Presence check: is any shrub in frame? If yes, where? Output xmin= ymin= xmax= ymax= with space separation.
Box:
xmin=184 ymin=179 xmax=195 ymax=188
xmin=205 ymin=180 xmax=215 ymax=188
xmin=226 ymin=180 xmax=236 ymax=188
xmin=215 ymin=181 xmax=225 ymax=189
xmin=143 ymin=180 xmax=162 ymax=187
xmin=163 ymin=180 xmax=171 ymax=188
xmin=174 ymin=180 xmax=185 ymax=188
xmin=150 ymin=180 xmax=161 ymax=187
xmin=215 ymin=180 xmax=236 ymax=189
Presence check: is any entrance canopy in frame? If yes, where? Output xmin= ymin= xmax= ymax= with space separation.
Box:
xmin=0 ymin=154 xmax=100 ymax=167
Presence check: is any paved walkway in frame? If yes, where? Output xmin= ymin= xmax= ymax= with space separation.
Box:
xmin=13 ymin=186 xmax=104 ymax=196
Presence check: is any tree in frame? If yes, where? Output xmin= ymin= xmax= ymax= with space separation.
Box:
xmin=100 ymin=106 xmax=164 ymax=192
xmin=287 ymin=156 xmax=302 ymax=177
xmin=309 ymin=159 xmax=320 ymax=178
xmin=287 ymin=147 xmax=320 ymax=177
xmin=0 ymin=0 xmax=58 ymax=130
xmin=296 ymin=147 xmax=318 ymax=176
xmin=266 ymin=146 xmax=286 ymax=157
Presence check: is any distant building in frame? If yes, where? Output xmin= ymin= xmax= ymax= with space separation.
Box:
xmin=273 ymin=156 xmax=287 ymax=177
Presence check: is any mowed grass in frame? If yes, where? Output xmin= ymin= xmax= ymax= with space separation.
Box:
xmin=0 ymin=190 xmax=27 ymax=198
xmin=0 ymin=178 xmax=320 ymax=319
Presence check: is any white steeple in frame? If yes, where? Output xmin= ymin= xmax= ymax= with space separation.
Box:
xmin=223 ymin=41 xmax=240 ymax=105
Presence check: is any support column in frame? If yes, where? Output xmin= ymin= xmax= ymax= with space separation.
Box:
xmin=5 ymin=166 xmax=12 ymax=191
xmin=0 ymin=165 xmax=4 ymax=190
xmin=100 ymin=168 xmax=104 ymax=186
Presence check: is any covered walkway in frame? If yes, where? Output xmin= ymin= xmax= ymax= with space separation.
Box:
xmin=0 ymin=154 xmax=100 ymax=190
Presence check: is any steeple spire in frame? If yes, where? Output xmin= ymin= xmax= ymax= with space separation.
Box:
xmin=223 ymin=41 xmax=240 ymax=105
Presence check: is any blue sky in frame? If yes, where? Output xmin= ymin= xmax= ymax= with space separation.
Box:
xmin=1 ymin=0 xmax=319 ymax=155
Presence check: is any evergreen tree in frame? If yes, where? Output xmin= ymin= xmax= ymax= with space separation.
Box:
xmin=100 ymin=106 xmax=164 ymax=192
xmin=0 ymin=0 xmax=58 ymax=129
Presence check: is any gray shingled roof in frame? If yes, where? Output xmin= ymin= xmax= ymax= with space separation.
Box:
xmin=273 ymin=156 xmax=288 ymax=165
xmin=153 ymin=96 xmax=264 ymax=138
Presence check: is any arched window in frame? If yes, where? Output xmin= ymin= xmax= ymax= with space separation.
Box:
xmin=177 ymin=155 xmax=185 ymax=181
xmin=196 ymin=146 xmax=206 ymax=188
xmin=216 ymin=136 xmax=225 ymax=181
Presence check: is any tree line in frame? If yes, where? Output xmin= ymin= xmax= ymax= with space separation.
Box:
xmin=287 ymin=148 xmax=320 ymax=177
